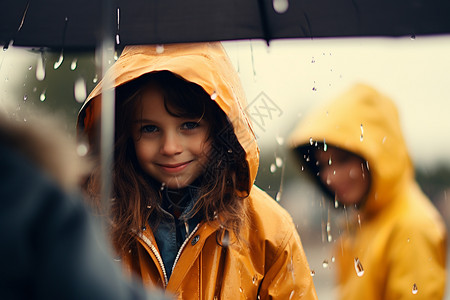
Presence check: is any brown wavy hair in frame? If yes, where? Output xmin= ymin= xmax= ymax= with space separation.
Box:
xmin=85 ymin=71 xmax=249 ymax=252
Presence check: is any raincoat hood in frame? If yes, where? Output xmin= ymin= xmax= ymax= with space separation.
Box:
xmin=77 ymin=42 xmax=259 ymax=194
xmin=289 ymin=83 xmax=414 ymax=216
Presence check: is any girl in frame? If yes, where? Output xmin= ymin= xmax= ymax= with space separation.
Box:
xmin=78 ymin=42 xmax=317 ymax=299
xmin=289 ymin=83 xmax=446 ymax=300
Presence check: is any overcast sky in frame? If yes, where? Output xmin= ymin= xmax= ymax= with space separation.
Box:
xmin=222 ymin=36 xmax=450 ymax=168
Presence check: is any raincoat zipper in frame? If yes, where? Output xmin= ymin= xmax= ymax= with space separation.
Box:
xmin=139 ymin=233 xmax=169 ymax=287
xmin=171 ymin=223 xmax=200 ymax=275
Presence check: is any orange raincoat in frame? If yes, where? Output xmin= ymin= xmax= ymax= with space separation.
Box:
xmin=78 ymin=42 xmax=317 ymax=299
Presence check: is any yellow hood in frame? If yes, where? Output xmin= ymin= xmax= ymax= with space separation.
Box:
xmin=289 ymin=83 xmax=414 ymax=216
xmin=77 ymin=42 xmax=259 ymax=194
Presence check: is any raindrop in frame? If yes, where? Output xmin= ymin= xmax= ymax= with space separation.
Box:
xmin=70 ymin=58 xmax=78 ymax=70
xmin=116 ymin=7 xmax=120 ymax=45
xmin=147 ymin=205 xmax=152 ymax=209
xmin=412 ymin=283 xmax=418 ymax=294
xmin=275 ymin=157 xmax=283 ymax=167
xmin=270 ymin=164 xmax=276 ymax=173
xmin=312 ymin=87 xmax=317 ymax=91
xmin=310 ymin=270 xmax=315 ymax=276
xmin=239 ymin=287 xmax=243 ymax=293
xmin=289 ymin=290 xmax=295 ymax=299
xmin=323 ymin=139 xmax=328 ymax=151
xmin=326 ymin=221 xmax=332 ymax=242
xmin=334 ymin=198 xmax=339 ymax=208
xmin=227 ymin=149 xmax=233 ymax=154
xmin=160 ymin=182 xmax=166 ymax=191
xmin=76 ymin=143 xmax=89 ymax=157
xmin=276 ymin=136 xmax=284 ymax=145
xmin=309 ymin=137 xmax=314 ymax=145
xmin=114 ymin=51 xmax=119 ymax=61
xmin=354 ymin=257 xmax=364 ymax=277
xmin=156 ymin=44 xmax=165 ymax=54
xmin=23 ymin=94 xmax=28 ymax=101
xmin=92 ymin=74 xmax=98 ymax=83
xmin=210 ymin=91 xmax=218 ymax=100
xmin=252 ymin=275 xmax=258 ymax=285
xmin=275 ymin=192 xmax=281 ymax=202
xmin=357 ymin=214 xmax=362 ymax=229
xmin=28 ymin=66 xmax=32 ymax=71
xmin=36 ymin=54 xmax=46 ymax=81
xmin=301 ymin=166 xmax=304 ymax=171
xmin=360 ymin=124 xmax=364 ymax=141
xmin=410 ymin=34 xmax=416 ymax=40
xmin=311 ymin=57 xmax=315 ymax=63
xmin=328 ymin=157 xmax=332 ymax=165
xmin=53 ymin=53 xmax=64 ymax=69
xmin=74 ymin=78 xmax=87 ymax=103
xmin=322 ymin=259 xmax=329 ymax=268
xmin=382 ymin=136 xmax=387 ymax=144
xmin=331 ymin=256 xmax=335 ymax=262
xmin=39 ymin=90 xmax=46 ymax=102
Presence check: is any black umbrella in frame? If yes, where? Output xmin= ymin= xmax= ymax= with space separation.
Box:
xmin=1 ymin=0 xmax=450 ymax=51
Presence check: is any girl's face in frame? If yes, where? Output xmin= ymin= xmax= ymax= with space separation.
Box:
xmin=315 ymin=146 xmax=370 ymax=206
xmin=131 ymin=87 xmax=212 ymax=189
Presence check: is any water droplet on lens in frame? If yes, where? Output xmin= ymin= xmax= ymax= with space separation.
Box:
xmin=275 ymin=157 xmax=283 ymax=167
xmin=53 ymin=53 xmax=64 ymax=69
xmin=412 ymin=283 xmax=418 ymax=294
xmin=354 ymin=257 xmax=364 ymax=277
xmin=273 ymin=0 xmax=289 ymax=13
xmin=77 ymin=143 xmax=89 ymax=156
xmin=270 ymin=164 xmax=276 ymax=173
xmin=70 ymin=58 xmax=78 ymax=70
xmin=156 ymin=44 xmax=164 ymax=54
xmin=36 ymin=54 xmax=46 ymax=81
xmin=360 ymin=124 xmax=364 ymax=141
xmin=74 ymin=78 xmax=87 ymax=103
xmin=276 ymin=136 xmax=284 ymax=145
xmin=39 ymin=90 xmax=46 ymax=101
xmin=275 ymin=192 xmax=281 ymax=202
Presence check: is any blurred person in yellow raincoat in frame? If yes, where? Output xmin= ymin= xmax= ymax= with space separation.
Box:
xmin=289 ymin=83 xmax=447 ymax=299
xmin=77 ymin=42 xmax=318 ymax=299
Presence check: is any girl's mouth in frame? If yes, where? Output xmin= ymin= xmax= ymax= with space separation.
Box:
xmin=157 ymin=161 xmax=192 ymax=173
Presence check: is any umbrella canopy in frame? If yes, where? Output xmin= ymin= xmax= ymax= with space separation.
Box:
xmin=1 ymin=0 xmax=450 ymax=51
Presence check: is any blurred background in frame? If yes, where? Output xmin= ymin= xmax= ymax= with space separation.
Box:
xmin=1 ymin=36 xmax=450 ymax=299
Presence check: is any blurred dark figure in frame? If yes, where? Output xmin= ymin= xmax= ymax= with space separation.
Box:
xmin=0 ymin=108 xmax=168 ymax=300
xmin=289 ymin=83 xmax=447 ymax=299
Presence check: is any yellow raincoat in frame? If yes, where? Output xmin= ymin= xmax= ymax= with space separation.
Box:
xmin=289 ymin=83 xmax=447 ymax=299
xmin=78 ymin=43 xmax=317 ymax=299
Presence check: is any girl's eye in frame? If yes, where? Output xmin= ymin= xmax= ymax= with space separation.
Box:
xmin=182 ymin=122 xmax=199 ymax=130
xmin=141 ymin=125 xmax=158 ymax=133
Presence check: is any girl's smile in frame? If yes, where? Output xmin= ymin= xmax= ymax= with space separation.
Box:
xmin=131 ymin=86 xmax=211 ymax=189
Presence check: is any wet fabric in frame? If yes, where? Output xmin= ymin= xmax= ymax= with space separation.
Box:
xmin=0 ymin=141 xmax=165 ymax=300
xmin=78 ymin=42 xmax=318 ymax=299
xmin=290 ymin=83 xmax=447 ymax=299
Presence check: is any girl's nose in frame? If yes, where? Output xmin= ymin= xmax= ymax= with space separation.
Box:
xmin=160 ymin=132 xmax=183 ymax=155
